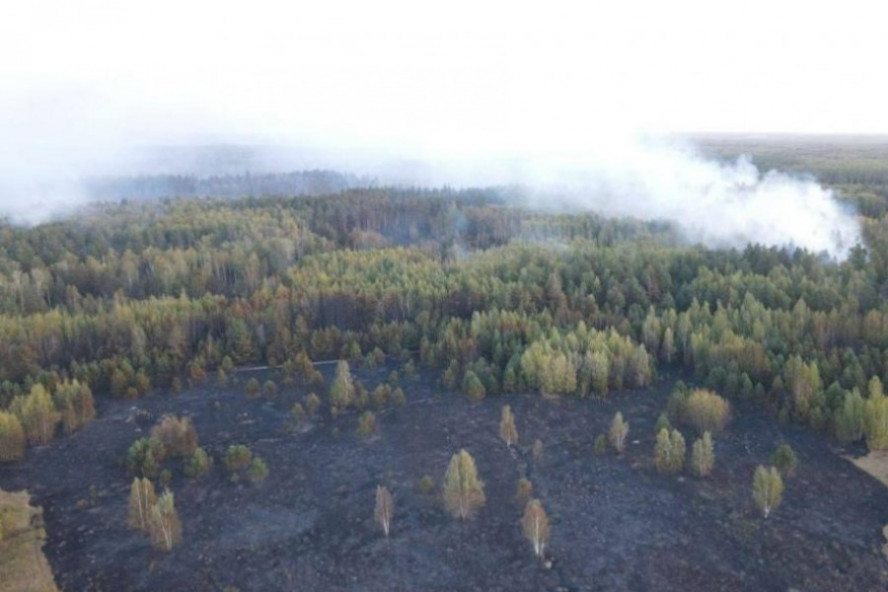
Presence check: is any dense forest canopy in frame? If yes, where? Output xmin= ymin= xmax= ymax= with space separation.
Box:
xmin=3 ymin=138 xmax=888 ymax=456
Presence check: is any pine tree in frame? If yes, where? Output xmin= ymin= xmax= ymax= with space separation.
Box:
xmin=771 ymin=443 xmax=798 ymax=477
xmin=148 ymin=489 xmax=182 ymax=551
xmin=752 ymin=465 xmax=784 ymax=518
xmin=443 ymin=449 xmax=486 ymax=520
xmin=374 ymin=485 xmax=394 ymax=536
xmin=690 ymin=431 xmax=714 ymax=477
xmin=521 ymin=499 xmax=551 ymax=558
xmin=127 ymin=477 xmax=156 ymax=532
xmin=609 ymin=411 xmax=629 ymax=453
xmin=499 ymin=405 xmax=518 ymax=447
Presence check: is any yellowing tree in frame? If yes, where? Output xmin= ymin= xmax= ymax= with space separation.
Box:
xmin=521 ymin=499 xmax=551 ymax=558
xmin=443 ymin=449 xmax=485 ymax=520
xmin=690 ymin=431 xmax=714 ymax=477
xmin=499 ymin=405 xmax=518 ymax=447
xmin=609 ymin=412 xmax=629 ymax=453
xmin=149 ymin=489 xmax=182 ymax=551
xmin=0 ymin=411 xmax=26 ymax=462
xmin=127 ymin=477 xmax=157 ymax=532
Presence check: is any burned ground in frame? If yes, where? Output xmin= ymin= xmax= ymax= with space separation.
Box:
xmin=1 ymin=366 xmax=887 ymax=592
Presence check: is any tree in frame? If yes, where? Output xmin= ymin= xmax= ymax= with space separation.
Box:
xmin=609 ymin=412 xmax=629 ymax=453
xmin=462 ymin=370 xmax=486 ymax=401
xmin=835 ymin=388 xmax=865 ymax=444
xmin=306 ymin=393 xmax=321 ymax=417
xmin=357 ymin=411 xmax=376 ymax=438
xmin=752 ymin=465 xmax=784 ymax=518
xmin=225 ymin=444 xmax=253 ymax=481
xmin=12 ymin=385 xmax=59 ymax=445
xmin=864 ymin=379 xmax=888 ymax=451
xmin=330 ymin=360 xmax=354 ymax=411
xmin=521 ymin=499 xmax=551 ymax=558
xmin=683 ymin=389 xmax=731 ymax=434
xmin=516 ymin=477 xmax=534 ymax=505
xmin=443 ymin=449 xmax=486 ymax=519
xmin=245 ymin=377 xmax=260 ymax=398
xmin=150 ymin=415 xmax=198 ymax=458
xmin=0 ymin=411 xmax=26 ymax=462
xmin=126 ymin=437 xmax=165 ymax=478
xmin=127 ymin=477 xmax=156 ymax=532
xmin=771 ymin=443 xmax=798 ymax=477
xmin=690 ymin=431 xmax=714 ymax=477
xmin=148 ymin=489 xmax=182 ymax=551
xmin=654 ymin=428 xmax=686 ymax=473
xmin=374 ymin=485 xmax=394 ymax=536
xmin=532 ymin=439 xmax=544 ymax=463
xmin=499 ymin=405 xmax=518 ymax=447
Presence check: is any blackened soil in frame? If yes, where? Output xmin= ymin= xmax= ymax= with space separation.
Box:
xmin=1 ymin=366 xmax=887 ymax=592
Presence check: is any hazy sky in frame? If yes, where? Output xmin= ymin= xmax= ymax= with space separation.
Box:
xmin=2 ymin=0 xmax=887 ymax=160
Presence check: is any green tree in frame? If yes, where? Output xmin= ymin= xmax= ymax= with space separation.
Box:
xmin=247 ymin=457 xmax=269 ymax=483
xmin=654 ymin=428 xmax=686 ymax=473
xmin=771 ymin=443 xmax=798 ymax=477
xmin=864 ymin=378 xmax=888 ymax=450
xmin=184 ymin=447 xmax=213 ymax=479
xmin=443 ymin=449 xmax=486 ymax=519
xmin=357 ymin=411 xmax=376 ymax=438
xmin=752 ymin=465 xmax=784 ymax=518
xmin=835 ymin=388 xmax=865 ymax=444
xmin=690 ymin=431 xmax=714 ymax=477
xmin=12 ymin=385 xmax=59 ymax=445
xmin=462 ymin=369 xmax=486 ymax=401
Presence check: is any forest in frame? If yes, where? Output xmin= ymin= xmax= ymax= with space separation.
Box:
xmin=2 ymin=136 xmax=888 ymax=590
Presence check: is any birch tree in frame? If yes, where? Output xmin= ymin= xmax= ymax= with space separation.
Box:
xmin=521 ymin=499 xmax=551 ymax=558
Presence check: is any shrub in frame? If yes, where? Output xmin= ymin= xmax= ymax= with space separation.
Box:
xmin=290 ymin=403 xmax=305 ymax=427
xmin=655 ymin=412 xmax=671 ymax=434
xmin=516 ymin=477 xmax=534 ymax=505
xmin=263 ymin=380 xmax=277 ymax=397
xmin=372 ymin=384 xmax=390 ymax=409
xmin=771 ymin=443 xmax=798 ymax=477
xmin=225 ymin=444 xmax=253 ymax=479
xmin=418 ymin=475 xmax=435 ymax=494
xmin=245 ymin=378 xmax=260 ymax=398
xmin=683 ymin=389 xmax=731 ymax=434
xmin=593 ymin=434 xmax=607 ymax=455
xmin=184 ymin=447 xmax=213 ymax=479
xmin=391 ymin=387 xmax=406 ymax=407
xmin=247 ymin=457 xmax=269 ymax=483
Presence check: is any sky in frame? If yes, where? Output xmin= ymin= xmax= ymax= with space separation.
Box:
xmin=0 ymin=0 xmax=880 ymax=258
xmin=2 ymin=0 xmax=887 ymax=159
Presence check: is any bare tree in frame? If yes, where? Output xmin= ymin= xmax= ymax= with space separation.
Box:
xmin=374 ymin=485 xmax=394 ymax=536
xmin=521 ymin=499 xmax=551 ymax=558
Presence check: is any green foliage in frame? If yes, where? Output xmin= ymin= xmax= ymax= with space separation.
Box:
xmin=263 ymin=380 xmax=277 ymax=397
xmin=418 ymin=475 xmax=434 ymax=494
xmin=246 ymin=457 xmax=269 ymax=483
xmin=306 ymin=393 xmax=321 ymax=417
xmin=184 ymin=447 xmax=213 ymax=479
xmin=654 ymin=428 xmax=686 ymax=473
xmin=499 ymin=405 xmax=518 ymax=446
xmin=224 ymin=444 xmax=253 ymax=480
xmin=835 ymin=388 xmax=865 ymax=444
xmin=0 ymin=411 xmax=26 ymax=462
xmin=126 ymin=437 xmax=166 ymax=478
xmin=655 ymin=412 xmax=671 ymax=434
xmin=690 ymin=431 xmax=715 ymax=477
xmin=462 ymin=370 xmax=486 ymax=401
xmin=752 ymin=465 xmax=784 ymax=518
xmin=329 ymin=361 xmax=354 ymax=411
xmin=864 ymin=377 xmax=888 ymax=451
xmin=771 ymin=443 xmax=798 ymax=477
xmin=245 ymin=378 xmax=260 ymax=398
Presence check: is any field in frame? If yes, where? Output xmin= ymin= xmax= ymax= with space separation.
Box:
xmin=1 ymin=364 xmax=887 ymax=592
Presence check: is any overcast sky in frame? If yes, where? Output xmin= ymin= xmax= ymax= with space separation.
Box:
xmin=2 ymin=0 xmax=887 ymax=162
